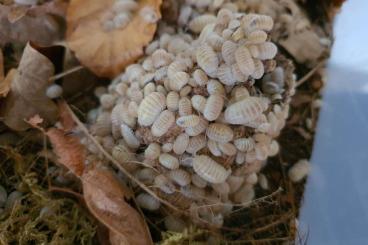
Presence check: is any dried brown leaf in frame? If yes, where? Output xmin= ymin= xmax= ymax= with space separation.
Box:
xmin=66 ymin=0 xmax=162 ymax=78
xmin=58 ymin=100 xmax=76 ymax=132
xmin=0 ymin=48 xmax=3 ymax=81
xmin=82 ymin=167 xmax=153 ymax=245
xmin=0 ymin=43 xmax=58 ymax=131
xmin=0 ymin=68 xmax=16 ymax=97
xmin=0 ymin=5 xmax=63 ymax=45
xmin=47 ymin=128 xmax=85 ymax=176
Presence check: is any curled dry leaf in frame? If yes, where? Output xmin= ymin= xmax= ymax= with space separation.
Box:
xmin=82 ymin=167 xmax=153 ymax=245
xmin=0 ymin=43 xmax=59 ymax=131
xmin=66 ymin=0 xmax=162 ymax=78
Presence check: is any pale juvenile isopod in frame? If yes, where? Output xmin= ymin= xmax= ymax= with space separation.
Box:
xmin=152 ymin=49 xmax=173 ymax=68
xmin=235 ymin=151 xmax=246 ymax=165
xmin=186 ymin=134 xmax=207 ymax=154
xmin=112 ymin=144 xmax=136 ymax=165
xmin=234 ymin=138 xmax=255 ymax=152
xmin=135 ymin=168 xmax=157 ymax=185
xmin=193 ymin=69 xmax=208 ymax=86
xmin=112 ymin=12 xmax=132 ymax=29
xmin=193 ymin=155 xmax=231 ymax=184
xmin=235 ymin=46 xmax=255 ymax=76
xmin=181 ymin=185 xmax=206 ymax=200
xmin=212 ymin=182 xmax=230 ymax=195
xmin=178 ymin=5 xmax=192 ymax=26
xmin=166 ymin=91 xmax=179 ymax=111
xmin=255 ymin=142 xmax=269 ymax=160
xmin=271 ymin=67 xmax=285 ymax=86
xmin=191 ymin=95 xmax=207 ymax=113
xmin=173 ymin=133 xmax=190 ymax=155
xmin=145 ymin=40 xmax=159 ymax=55
xmin=288 ymin=159 xmax=310 ymax=183
xmin=120 ymin=124 xmax=140 ymax=149
xmin=207 ymin=139 xmax=222 ymax=157
xmin=189 ymin=14 xmax=217 ymax=33
xmin=154 ymin=175 xmax=176 ymax=194
xmin=138 ymin=92 xmax=166 ymax=126
xmin=167 ymin=60 xmax=187 ymax=80
xmin=180 ymin=85 xmax=192 ymax=97
xmin=206 ymin=32 xmax=224 ymax=51
xmin=247 ymin=30 xmax=268 ymax=44
xmin=231 ymin=63 xmax=248 ymax=82
xmin=268 ymin=140 xmax=280 ymax=156
xmin=168 ymin=169 xmax=191 ymax=186
xmin=136 ymin=193 xmax=160 ymax=211
xmin=46 ymin=84 xmax=63 ymax=99
xmin=180 ymin=154 xmax=193 ymax=167
xmin=258 ymin=174 xmax=269 ymax=190
xmin=207 ymin=79 xmax=225 ymax=95
xmin=253 ymin=42 xmax=277 ymax=60
xmin=218 ymin=142 xmax=237 ymax=156
xmin=222 ymin=28 xmax=233 ymax=39
xmin=151 ymin=110 xmax=175 ymax=137
xmin=178 ymin=97 xmax=193 ymax=116
xmin=185 ymin=117 xmax=209 ymax=136
xmin=191 ymin=174 xmax=207 ymax=188
xmin=159 ymin=154 xmax=180 ymax=170
xmin=206 ymin=123 xmax=234 ymax=143
xmin=92 ymin=112 xmax=112 ymax=137
xmin=245 ymin=173 xmax=258 ymax=185
xmin=251 ymin=59 xmax=265 ymax=79
xmin=164 ymin=216 xmax=187 ymax=232
xmin=162 ymin=143 xmax=173 ymax=153
xmin=144 ymin=83 xmax=156 ymax=97
xmin=242 ymin=14 xmax=274 ymax=32
xmin=128 ymin=101 xmax=138 ymax=118
xmin=231 ymin=86 xmax=250 ymax=101
xmin=154 ymin=66 xmax=168 ymax=82
xmin=144 ymin=143 xmax=160 ymax=160
xmin=224 ymin=97 xmax=269 ymax=125
xmin=196 ymin=44 xmax=219 ymax=77
xmin=227 ymin=175 xmax=244 ymax=193
xmin=204 ymin=94 xmax=224 ymax=121
xmin=228 ymin=19 xmax=240 ymax=29
xmin=221 ymin=40 xmax=237 ymax=65
xmin=176 ymin=115 xmax=200 ymax=128
xmin=217 ymin=64 xmax=236 ymax=86
xmin=231 ymin=27 xmax=245 ymax=42
xmin=142 ymin=57 xmax=154 ymax=71
xmin=170 ymin=71 xmax=190 ymax=91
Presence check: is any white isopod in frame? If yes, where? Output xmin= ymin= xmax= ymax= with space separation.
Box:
xmin=224 ymin=97 xmax=269 ymax=125
xmin=251 ymin=59 xmax=265 ymax=79
xmin=196 ymin=44 xmax=219 ymax=77
xmin=178 ymin=97 xmax=193 ymax=116
xmin=120 ymin=124 xmax=140 ymax=149
xmin=191 ymin=174 xmax=207 ymax=188
xmin=207 ymin=139 xmax=222 ymax=157
xmin=254 ymin=42 xmax=278 ymax=60
xmin=206 ymin=123 xmax=234 ymax=143
xmin=159 ymin=154 xmax=180 ymax=170
xmin=186 ymin=134 xmax=207 ymax=154
xmin=247 ymin=30 xmax=268 ymax=44
xmin=203 ymin=94 xmax=224 ymax=121
xmin=144 ymin=143 xmax=161 ymax=160
xmin=144 ymin=82 xmax=156 ymax=97
xmin=288 ymin=159 xmax=311 ymax=183
xmin=193 ymin=69 xmax=208 ymax=86
xmin=166 ymin=91 xmax=179 ymax=111
xmin=168 ymin=169 xmax=191 ymax=186
xmin=227 ymin=175 xmax=244 ymax=193
xmin=138 ymin=92 xmax=166 ymax=126
xmin=185 ymin=117 xmax=209 ymax=136
xmin=221 ymin=40 xmax=237 ymax=65
xmin=193 ymin=155 xmax=231 ymax=184
xmin=151 ymin=110 xmax=175 ymax=137
xmin=136 ymin=193 xmax=161 ymax=211
xmin=207 ymin=79 xmax=225 ymax=95
xmin=218 ymin=142 xmax=237 ymax=156
xmin=217 ymin=64 xmax=236 ymax=86
xmin=243 ymin=14 xmax=274 ymax=32
xmin=46 ymin=84 xmax=63 ymax=99
xmin=235 ymin=45 xmax=255 ymax=76
xmin=191 ymin=95 xmax=207 ymax=113
xmin=234 ymin=138 xmax=255 ymax=152
xmin=152 ymin=49 xmax=173 ymax=68
xmin=170 ymin=71 xmax=190 ymax=91
xmin=189 ymin=14 xmax=217 ymax=33
xmin=139 ymin=6 xmax=160 ymax=24
xmin=173 ymin=133 xmax=190 ymax=155
xmin=154 ymin=174 xmax=176 ymax=194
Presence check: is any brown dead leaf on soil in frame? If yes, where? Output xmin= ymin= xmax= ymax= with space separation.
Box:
xmin=66 ymin=0 xmax=162 ymax=78
xmin=0 ymin=43 xmax=59 ymax=131
xmin=82 ymin=167 xmax=153 ymax=245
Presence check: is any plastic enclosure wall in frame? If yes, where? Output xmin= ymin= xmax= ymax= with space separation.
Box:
xmin=299 ymin=0 xmax=368 ymax=244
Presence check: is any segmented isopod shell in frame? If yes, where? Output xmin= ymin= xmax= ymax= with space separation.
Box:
xmin=251 ymin=59 xmax=264 ymax=79
xmin=178 ymin=97 xmax=192 ymax=116
xmin=218 ymin=142 xmax=237 ymax=156
xmin=231 ymin=86 xmax=250 ymax=101
xmin=268 ymin=140 xmax=279 ymax=156
xmin=168 ymin=169 xmax=191 ymax=186
xmin=135 ymin=168 xmax=157 ymax=184
xmin=224 ymin=97 xmax=269 ymax=125
xmin=193 ymin=69 xmax=208 ymax=86
xmin=128 ymin=101 xmax=139 ymax=118
xmin=228 ymin=19 xmax=240 ymax=29
xmin=243 ymin=14 xmax=274 ymax=32
xmin=204 ymin=94 xmax=224 ymax=121
xmin=120 ymin=124 xmax=140 ymax=149
xmin=152 ymin=49 xmax=173 ymax=68
xmin=112 ymin=145 xmax=137 ymax=171
xmin=235 ymin=46 xmax=255 ymax=76
xmin=247 ymin=30 xmax=267 ymax=44
xmin=144 ymin=83 xmax=156 ymax=97
xmin=166 ymin=91 xmax=179 ymax=111
xmin=207 ymin=139 xmax=222 ymax=157
xmin=173 ymin=133 xmax=190 ymax=155
xmin=176 ymin=115 xmax=200 ymax=128
xmin=206 ymin=32 xmax=224 ymax=51
xmin=191 ymin=174 xmax=207 ymax=188
xmin=231 ymin=27 xmax=245 ymax=42
xmin=144 ymin=143 xmax=161 ymax=160
xmin=193 ymin=155 xmax=231 ymax=184
xmin=271 ymin=67 xmax=285 ymax=86
xmin=138 ymin=92 xmax=166 ymax=126
xmin=231 ymin=63 xmax=248 ymax=82
xmin=154 ymin=66 xmax=168 ymax=82
xmin=196 ymin=44 xmax=219 ymax=77
xmin=185 ymin=117 xmax=208 ymax=136
xmin=178 ymin=5 xmax=192 ymax=26
xmin=207 ymin=79 xmax=225 ymax=95
xmin=162 ymin=142 xmax=173 ymax=153
xmin=170 ymin=71 xmax=189 ymax=91
xmin=254 ymin=42 xmax=277 ymax=60
xmin=154 ymin=174 xmax=176 ymax=194
xmin=288 ymin=159 xmax=310 ymax=183
xmin=181 ymin=185 xmax=206 ymax=200
xmin=136 ymin=193 xmax=160 ymax=211
xmin=167 ymin=60 xmax=187 ymax=79
xmin=180 ymin=85 xmax=192 ymax=97
xmin=217 ymin=64 xmax=236 ymax=86
xmin=189 ymin=14 xmax=217 ymax=33
xmin=159 ymin=154 xmax=179 ymax=169
xmin=145 ymin=40 xmax=159 ymax=55
xmin=186 ymin=135 xmax=207 ymax=154
xmin=191 ymin=95 xmax=207 ymax=113
xmin=140 ymin=6 xmax=159 ymax=24
xmin=234 ymin=138 xmax=255 ymax=152
xmin=151 ymin=110 xmax=175 ymax=137
xmin=92 ymin=112 xmax=111 ymax=137
xmin=206 ymin=123 xmax=234 ymax=143
xmin=221 ymin=40 xmax=237 ymax=65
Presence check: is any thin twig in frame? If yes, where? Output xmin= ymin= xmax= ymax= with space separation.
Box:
xmin=295 ymin=61 xmax=325 ymax=88
xmin=49 ymin=65 xmax=84 ymax=82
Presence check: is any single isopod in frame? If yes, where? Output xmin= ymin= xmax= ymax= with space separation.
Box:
xmin=203 ymin=94 xmax=224 ymax=121
xmin=144 ymin=143 xmax=161 ymax=160
xmin=167 ymin=60 xmax=187 ymax=80
xmin=218 ymin=142 xmax=237 ymax=156
xmin=235 ymin=45 xmax=255 ymax=76
xmin=193 ymin=155 xmax=231 ymax=184
xmin=120 ymin=124 xmax=140 ymax=149
xmin=251 ymin=58 xmax=264 ymax=79
xmin=196 ymin=44 xmax=219 ymax=77
xmin=170 ymin=71 xmax=190 ymax=91
xmin=136 ymin=193 xmax=160 ymax=211
xmin=92 ymin=112 xmax=111 ymax=137
xmin=206 ymin=123 xmax=234 ymax=143
xmin=112 ymin=144 xmax=136 ymax=166
xmin=189 ymin=14 xmax=217 ymax=33
xmin=139 ymin=6 xmax=159 ymax=24
xmin=212 ymin=182 xmax=230 ymax=195
xmin=178 ymin=97 xmax=193 ymax=116
xmin=159 ymin=154 xmax=180 ymax=169
xmin=247 ymin=30 xmax=268 ymax=44
xmin=234 ymin=138 xmax=255 ymax=152
xmin=191 ymin=95 xmax=207 ymax=113
xmin=144 ymin=82 xmax=156 ymax=97
xmin=180 ymin=85 xmax=192 ymax=97
xmin=193 ymin=69 xmax=208 ymax=86
xmin=243 ymin=14 xmax=274 ymax=32
xmin=138 ymin=92 xmax=166 ymax=126
xmin=254 ymin=42 xmax=277 ymax=60
xmin=185 ymin=117 xmax=209 ymax=136
xmin=162 ymin=142 xmax=173 ymax=153
xmin=152 ymin=49 xmax=173 ymax=68
xmin=227 ymin=175 xmax=244 ymax=193
xmin=151 ymin=110 xmax=175 ymax=137
xmin=224 ymin=97 xmax=269 ymax=125
xmin=207 ymin=79 xmax=225 ymax=95
xmin=154 ymin=174 xmax=176 ymax=194
xmin=173 ymin=133 xmax=190 ymax=155
xmin=168 ymin=169 xmax=191 ymax=186
xmin=176 ymin=115 xmax=201 ymax=128
xmin=207 ymin=139 xmax=222 ymax=157
xmin=288 ymin=159 xmax=310 ymax=183
xmin=221 ymin=40 xmax=237 ymax=65
xmin=166 ymin=91 xmax=179 ymax=111
xmin=191 ymin=174 xmax=207 ymax=188
xmin=186 ymin=134 xmax=207 ymax=154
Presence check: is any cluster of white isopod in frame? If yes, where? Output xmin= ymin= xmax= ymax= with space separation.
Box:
xmin=83 ymin=0 xmax=295 ymax=228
